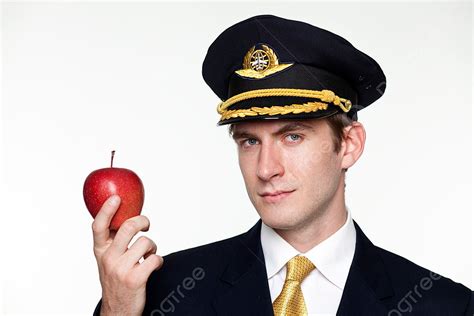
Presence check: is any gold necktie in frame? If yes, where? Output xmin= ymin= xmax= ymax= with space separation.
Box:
xmin=273 ymin=255 xmax=315 ymax=316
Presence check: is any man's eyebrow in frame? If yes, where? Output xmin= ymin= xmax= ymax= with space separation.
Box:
xmin=231 ymin=121 xmax=315 ymax=140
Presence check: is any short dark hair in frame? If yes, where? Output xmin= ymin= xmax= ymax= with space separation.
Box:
xmin=227 ymin=113 xmax=354 ymax=153
xmin=325 ymin=113 xmax=355 ymax=153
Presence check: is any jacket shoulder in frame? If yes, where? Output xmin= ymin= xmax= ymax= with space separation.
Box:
xmin=159 ymin=229 xmax=246 ymax=272
xmin=143 ymin=230 xmax=247 ymax=314
xmin=373 ymin=245 xmax=473 ymax=315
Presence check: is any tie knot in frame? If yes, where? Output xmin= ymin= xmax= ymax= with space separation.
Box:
xmin=285 ymin=255 xmax=315 ymax=282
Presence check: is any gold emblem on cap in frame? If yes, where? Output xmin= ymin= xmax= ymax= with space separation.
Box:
xmin=235 ymin=44 xmax=293 ymax=79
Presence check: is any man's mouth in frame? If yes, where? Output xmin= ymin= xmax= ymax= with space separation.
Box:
xmin=259 ymin=190 xmax=295 ymax=203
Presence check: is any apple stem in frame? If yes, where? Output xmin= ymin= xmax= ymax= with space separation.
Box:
xmin=111 ymin=150 xmax=115 ymax=168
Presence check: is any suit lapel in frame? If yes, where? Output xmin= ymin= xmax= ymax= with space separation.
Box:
xmin=336 ymin=220 xmax=394 ymax=315
xmin=212 ymin=220 xmax=274 ymax=316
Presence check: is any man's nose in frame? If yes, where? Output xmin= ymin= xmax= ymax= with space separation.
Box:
xmin=256 ymin=141 xmax=284 ymax=181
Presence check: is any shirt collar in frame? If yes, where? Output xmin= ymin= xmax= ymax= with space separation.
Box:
xmin=260 ymin=208 xmax=356 ymax=290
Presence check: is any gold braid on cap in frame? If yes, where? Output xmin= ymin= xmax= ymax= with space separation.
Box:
xmin=216 ymin=88 xmax=352 ymax=121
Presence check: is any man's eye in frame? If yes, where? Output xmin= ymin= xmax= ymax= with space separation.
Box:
xmin=286 ymin=134 xmax=301 ymax=142
xmin=241 ymin=138 xmax=258 ymax=147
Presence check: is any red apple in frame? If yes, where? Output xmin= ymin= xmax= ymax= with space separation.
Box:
xmin=83 ymin=150 xmax=145 ymax=231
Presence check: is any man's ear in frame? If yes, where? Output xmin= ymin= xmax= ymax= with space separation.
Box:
xmin=340 ymin=122 xmax=366 ymax=170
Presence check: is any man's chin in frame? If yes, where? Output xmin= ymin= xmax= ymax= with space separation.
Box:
xmin=257 ymin=207 xmax=302 ymax=230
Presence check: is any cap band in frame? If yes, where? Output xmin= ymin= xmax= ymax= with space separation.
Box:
xmin=217 ymin=88 xmax=352 ymax=122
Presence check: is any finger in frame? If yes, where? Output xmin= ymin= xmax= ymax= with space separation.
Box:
xmin=140 ymin=248 xmax=156 ymax=264
xmin=108 ymin=215 xmax=150 ymax=256
xmin=92 ymin=195 xmax=121 ymax=248
xmin=143 ymin=247 xmax=157 ymax=259
xmin=135 ymin=254 xmax=164 ymax=281
xmin=121 ymin=236 xmax=157 ymax=269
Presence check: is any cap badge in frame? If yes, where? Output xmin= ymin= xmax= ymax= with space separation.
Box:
xmin=235 ymin=44 xmax=293 ymax=79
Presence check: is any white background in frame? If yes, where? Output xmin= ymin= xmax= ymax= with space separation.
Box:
xmin=1 ymin=1 xmax=472 ymax=315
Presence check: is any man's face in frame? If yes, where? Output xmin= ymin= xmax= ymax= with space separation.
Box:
xmin=232 ymin=118 xmax=345 ymax=230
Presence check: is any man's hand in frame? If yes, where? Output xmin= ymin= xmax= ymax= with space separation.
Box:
xmin=92 ymin=195 xmax=163 ymax=316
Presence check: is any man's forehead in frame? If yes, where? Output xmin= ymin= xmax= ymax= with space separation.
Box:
xmin=231 ymin=119 xmax=320 ymax=134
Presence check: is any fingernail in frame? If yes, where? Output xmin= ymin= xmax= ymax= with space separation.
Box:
xmin=110 ymin=195 xmax=120 ymax=206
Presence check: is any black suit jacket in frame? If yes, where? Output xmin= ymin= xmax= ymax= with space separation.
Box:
xmin=94 ymin=220 xmax=473 ymax=315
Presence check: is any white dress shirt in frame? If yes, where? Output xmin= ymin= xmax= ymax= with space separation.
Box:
xmin=260 ymin=209 xmax=356 ymax=316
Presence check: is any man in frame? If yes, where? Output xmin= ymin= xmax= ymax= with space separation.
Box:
xmin=92 ymin=15 xmax=473 ymax=315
